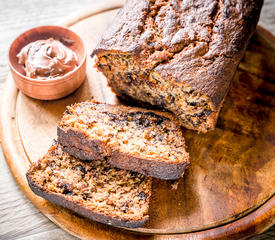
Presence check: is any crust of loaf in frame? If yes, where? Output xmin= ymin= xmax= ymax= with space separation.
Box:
xmin=91 ymin=0 xmax=263 ymax=132
xmin=57 ymin=126 xmax=189 ymax=180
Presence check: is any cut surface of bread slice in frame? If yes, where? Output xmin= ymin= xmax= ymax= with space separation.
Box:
xmin=58 ymin=101 xmax=189 ymax=180
xmin=26 ymin=144 xmax=152 ymax=228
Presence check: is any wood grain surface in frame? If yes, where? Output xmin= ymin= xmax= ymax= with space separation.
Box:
xmin=0 ymin=0 xmax=275 ymax=239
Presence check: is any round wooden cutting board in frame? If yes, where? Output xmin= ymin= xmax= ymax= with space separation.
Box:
xmin=1 ymin=0 xmax=275 ymax=239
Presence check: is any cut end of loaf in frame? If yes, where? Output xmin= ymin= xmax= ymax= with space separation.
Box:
xmin=26 ymin=144 xmax=151 ymax=228
xmin=95 ymin=53 xmax=218 ymax=132
xmin=92 ymin=0 xmax=263 ymax=133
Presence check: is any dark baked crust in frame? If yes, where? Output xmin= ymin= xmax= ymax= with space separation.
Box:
xmin=57 ymin=127 xmax=109 ymax=161
xmin=92 ymin=0 xmax=263 ymax=132
xmin=27 ymin=176 xmax=147 ymax=228
xmin=58 ymin=127 xmax=189 ymax=180
xmin=57 ymin=101 xmax=189 ymax=180
xmin=108 ymin=150 xmax=189 ymax=180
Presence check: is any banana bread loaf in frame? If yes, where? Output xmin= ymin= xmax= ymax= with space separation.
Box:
xmin=92 ymin=0 xmax=263 ymax=132
xmin=26 ymin=144 xmax=152 ymax=228
xmin=58 ymin=101 xmax=189 ymax=180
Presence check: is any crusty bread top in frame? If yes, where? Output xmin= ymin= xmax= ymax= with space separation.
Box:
xmin=92 ymin=0 xmax=263 ymax=109
xmin=26 ymin=144 xmax=152 ymax=223
xmin=59 ymin=101 xmax=189 ymax=165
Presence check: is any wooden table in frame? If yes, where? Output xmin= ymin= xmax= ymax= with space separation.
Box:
xmin=0 ymin=0 xmax=274 ymax=239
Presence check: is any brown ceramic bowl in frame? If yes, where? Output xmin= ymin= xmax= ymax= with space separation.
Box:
xmin=9 ymin=25 xmax=86 ymax=100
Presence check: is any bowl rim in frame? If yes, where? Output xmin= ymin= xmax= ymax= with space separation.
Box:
xmin=8 ymin=25 xmax=86 ymax=84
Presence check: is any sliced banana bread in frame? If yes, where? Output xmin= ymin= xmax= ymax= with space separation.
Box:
xmin=26 ymin=144 xmax=152 ymax=228
xmin=58 ymin=101 xmax=189 ymax=180
xmin=91 ymin=0 xmax=263 ymax=132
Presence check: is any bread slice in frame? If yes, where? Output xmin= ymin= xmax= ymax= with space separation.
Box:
xmin=58 ymin=101 xmax=189 ymax=180
xmin=91 ymin=0 xmax=263 ymax=132
xmin=26 ymin=144 xmax=152 ymax=228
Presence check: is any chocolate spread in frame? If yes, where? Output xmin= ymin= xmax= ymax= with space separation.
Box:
xmin=17 ymin=38 xmax=78 ymax=79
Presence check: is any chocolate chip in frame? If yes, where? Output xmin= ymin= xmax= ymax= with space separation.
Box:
xmin=77 ymin=164 xmax=86 ymax=174
xmin=140 ymin=175 xmax=146 ymax=182
xmin=83 ymin=192 xmax=90 ymax=200
xmin=76 ymin=164 xmax=86 ymax=178
xmin=108 ymin=113 xmax=117 ymax=121
xmin=65 ymin=192 xmax=74 ymax=196
xmin=130 ymin=111 xmax=142 ymax=116
xmin=103 ymin=166 xmax=111 ymax=172
xmin=140 ymin=112 xmax=167 ymax=126
xmin=61 ymin=183 xmax=73 ymax=195
xmin=126 ymin=73 xmax=133 ymax=84
xmin=130 ymin=112 xmax=151 ymax=127
xmin=136 ymin=117 xmax=150 ymax=127
xmin=120 ymin=201 xmax=130 ymax=213
xmin=97 ymin=64 xmax=104 ymax=70
xmin=130 ymin=171 xmax=139 ymax=177
xmin=168 ymin=95 xmax=175 ymax=104
xmin=155 ymin=117 xmax=163 ymax=125
xmin=225 ymin=8 xmax=231 ymax=18
xmin=158 ymin=135 xmax=164 ymax=142
xmin=65 ymin=109 xmax=70 ymax=114
xmin=138 ymin=191 xmax=147 ymax=201
xmin=209 ymin=1 xmax=218 ymax=18
xmin=189 ymin=102 xmax=197 ymax=106
xmin=203 ymin=109 xmax=212 ymax=116
xmin=91 ymin=144 xmax=99 ymax=152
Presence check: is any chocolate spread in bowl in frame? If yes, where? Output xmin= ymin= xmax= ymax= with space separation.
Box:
xmin=17 ymin=38 xmax=78 ymax=79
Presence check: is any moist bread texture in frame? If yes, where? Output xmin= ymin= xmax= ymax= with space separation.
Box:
xmin=58 ymin=101 xmax=189 ymax=180
xmin=26 ymin=144 xmax=152 ymax=228
xmin=92 ymin=0 xmax=263 ymax=132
